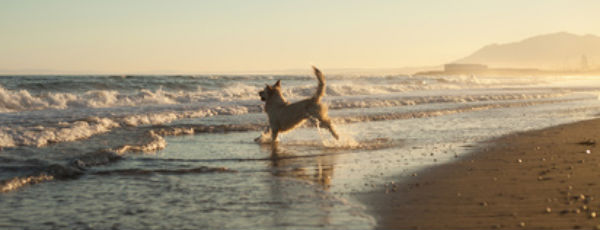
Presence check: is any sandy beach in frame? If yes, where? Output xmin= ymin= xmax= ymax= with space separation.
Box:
xmin=362 ymin=118 xmax=600 ymax=229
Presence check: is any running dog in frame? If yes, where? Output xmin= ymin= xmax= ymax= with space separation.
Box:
xmin=257 ymin=66 xmax=339 ymax=145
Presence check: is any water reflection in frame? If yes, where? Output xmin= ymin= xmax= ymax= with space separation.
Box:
xmin=255 ymin=138 xmax=398 ymax=227
xmin=268 ymin=144 xmax=336 ymax=190
xmin=262 ymin=143 xmax=339 ymax=227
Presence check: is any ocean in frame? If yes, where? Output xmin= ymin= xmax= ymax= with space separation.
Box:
xmin=1 ymin=72 xmax=600 ymax=229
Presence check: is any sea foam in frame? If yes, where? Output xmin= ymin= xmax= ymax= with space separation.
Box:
xmin=0 ymin=85 xmax=259 ymax=113
xmin=0 ymin=105 xmax=250 ymax=148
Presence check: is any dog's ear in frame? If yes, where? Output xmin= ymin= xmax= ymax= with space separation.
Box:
xmin=265 ymin=84 xmax=272 ymax=90
xmin=274 ymin=80 xmax=281 ymax=88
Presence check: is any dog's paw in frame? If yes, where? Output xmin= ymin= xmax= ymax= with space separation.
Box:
xmin=254 ymin=134 xmax=272 ymax=144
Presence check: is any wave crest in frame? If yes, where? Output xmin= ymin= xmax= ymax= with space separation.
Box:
xmin=0 ymin=85 xmax=260 ymax=113
xmin=0 ymin=105 xmax=251 ymax=148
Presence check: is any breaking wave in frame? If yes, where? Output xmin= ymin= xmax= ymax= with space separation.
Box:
xmin=0 ymin=85 xmax=259 ymax=113
xmin=0 ymin=73 xmax=549 ymax=113
xmin=0 ymin=90 xmax=579 ymax=149
xmin=328 ymin=92 xmax=567 ymax=110
xmin=1 ymin=173 xmax=54 ymax=193
xmin=0 ymin=148 xmax=232 ymax=193
xmin=0 ymin=150 xmax=122 ymax=192
xmin=0 ymin=164 xmax=233 ymax=192
xmin=333 ymin=98 xmax=580 ymax=124
xmin=0 ymin=117 xmax=119 ymax=148
xmin=113 ymin=130 xmax=167 ymax=154
xmin=0 ymin=106 xmax=250 ymax=148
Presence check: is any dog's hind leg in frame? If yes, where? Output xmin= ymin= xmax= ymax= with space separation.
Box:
xmin=319 ymin=118 xmax=339 ymax=140
xmin=254 ymin=127 xmax=271 ymax=143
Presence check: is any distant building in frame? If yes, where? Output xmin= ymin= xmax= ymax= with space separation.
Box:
xmin=444 ymin=63 xmax=488 ymax=72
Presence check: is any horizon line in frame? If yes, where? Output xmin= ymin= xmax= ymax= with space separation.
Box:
xmin=0 ymin=66 xmax=441 ymax=76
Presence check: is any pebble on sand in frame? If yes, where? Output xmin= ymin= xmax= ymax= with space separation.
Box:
xmin=545 ymin=207 xmax=552 ymax=213
xmin=519 ymin=222 xmax=526 ymax=227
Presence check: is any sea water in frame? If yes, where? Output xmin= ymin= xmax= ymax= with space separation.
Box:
xmin=1 ymin=73 xmax=600 ymax=229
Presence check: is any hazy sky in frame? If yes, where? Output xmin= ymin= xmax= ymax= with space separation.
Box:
xmin=1 ymin=0 xmax=598 ymax=74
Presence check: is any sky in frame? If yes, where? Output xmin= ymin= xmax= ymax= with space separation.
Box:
xmin=1 ymin=0 xmax=599 ymax=74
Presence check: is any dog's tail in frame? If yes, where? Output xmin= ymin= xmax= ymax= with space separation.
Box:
xmin=312 ymin=66 xmax=326 ymax=102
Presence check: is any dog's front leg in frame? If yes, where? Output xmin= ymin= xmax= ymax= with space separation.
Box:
xmin=270 ymin=128 xmax=279 ymax=148
xmin=319 ymin=118 xmax=340 ymax=140
xmin=271 ymin=128 xmax=279 ymax=142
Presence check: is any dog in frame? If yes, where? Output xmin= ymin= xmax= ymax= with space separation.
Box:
xmin=257 ymin=66 xmax=339 ymax=145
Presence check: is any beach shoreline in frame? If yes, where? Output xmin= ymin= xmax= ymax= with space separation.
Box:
xmin=360 ymin=118 xmax=600 ymax=229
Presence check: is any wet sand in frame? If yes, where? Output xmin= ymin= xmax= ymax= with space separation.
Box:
xmin=362 ymin=118 xmax=600 ymax=229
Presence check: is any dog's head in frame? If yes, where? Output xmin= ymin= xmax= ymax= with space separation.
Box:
xmin=259 ymin=80 xmax=281 ymax=101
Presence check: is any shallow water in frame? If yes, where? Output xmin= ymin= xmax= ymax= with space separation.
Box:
xmin=1 ymin=73 xmax=600 ymax=229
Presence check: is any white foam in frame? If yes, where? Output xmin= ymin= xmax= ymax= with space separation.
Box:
xmin=1 ymin=173 xmax=54 ymax=193
xmin=113 ymin=130 xmax=166 ymax=154
xmin=0 ymin=75 xmax=549 ymax=113
xmin=154 ymin=127 xmax=195 ymax=136
xmin=0 ymin=74 xmax=583 ymax=149
xmin=0 ymin=117 xmax=119 ymax=147
xmin=319 ymin=127 xmax=360 ymax=149
xmin=121 ymin=105 xmax=249 ymax=127
xmin=0 ymin=85 xmax=260 ymax=113
xmin=0 ymin=86 xmax=73 ymax=112
xmin=0 ymin=105 xmax=251 ymax=148
xmin=329 ymin=92 xmax=567 ymax=109
xmin=271 ymin=74 xmax=552 ymax=100
xmin=122 ymin=113 xmax=180 ymax=127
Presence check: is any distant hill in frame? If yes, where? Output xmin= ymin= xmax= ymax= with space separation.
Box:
xmin=454 ymin=32 xmax=600 ymax=70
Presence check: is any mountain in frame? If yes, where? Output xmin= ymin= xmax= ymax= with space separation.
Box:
xmin=454 ymin=32 xmax=600 ymax=70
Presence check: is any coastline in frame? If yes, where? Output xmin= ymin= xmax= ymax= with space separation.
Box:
xmin=361 ymin=118 xmax=600 ymax=229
